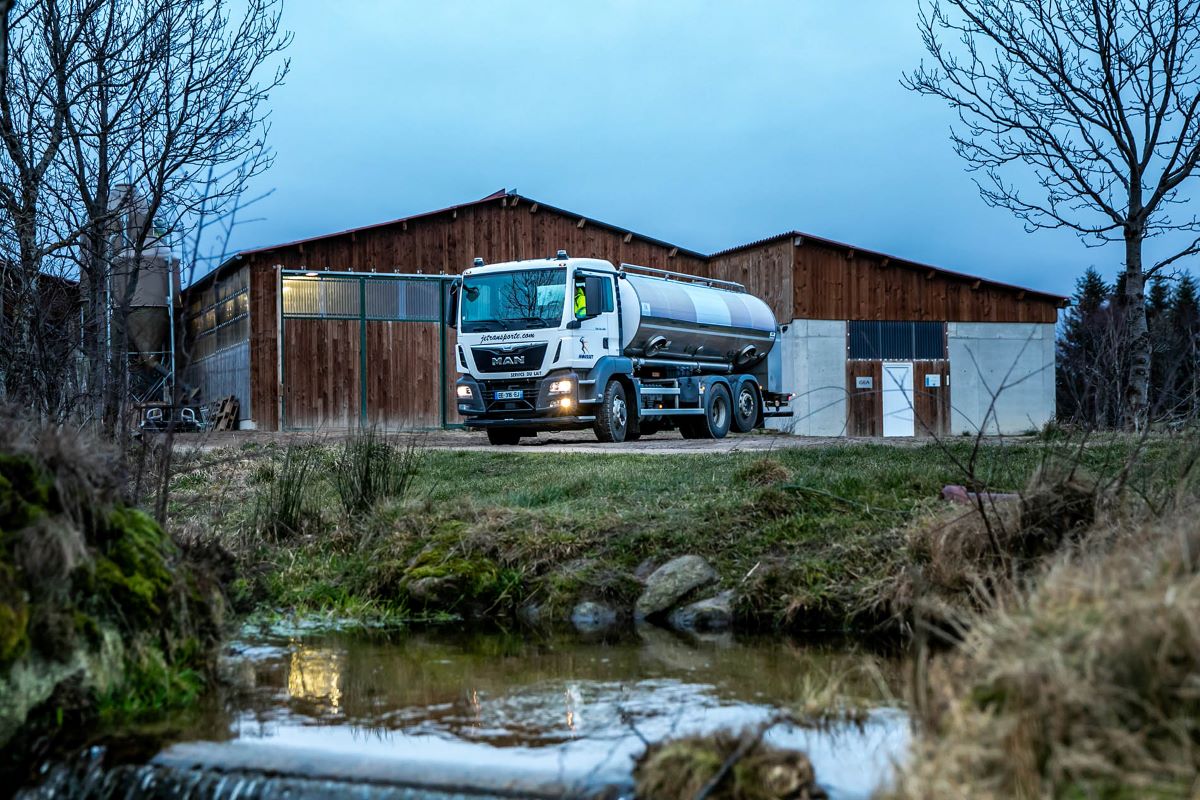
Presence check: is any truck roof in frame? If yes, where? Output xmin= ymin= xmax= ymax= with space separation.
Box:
xmin=462 ymin=257 xmax=615 ymax=277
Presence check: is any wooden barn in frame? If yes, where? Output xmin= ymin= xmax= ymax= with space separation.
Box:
xmin=181 ymin=189 xmax=1065 ymax=436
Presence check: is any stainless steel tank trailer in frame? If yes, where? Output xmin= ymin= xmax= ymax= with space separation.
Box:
xmin=447 ymin=251 xmax=793 ymax=445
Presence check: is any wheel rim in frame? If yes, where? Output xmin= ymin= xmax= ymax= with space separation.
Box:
xmin=711 ymin=395 xmax=728 ymax=429
xmin=613 ymin=396 xmax=627 ymax=431
xmin=738 ymin=388 xmax=755 ymax=420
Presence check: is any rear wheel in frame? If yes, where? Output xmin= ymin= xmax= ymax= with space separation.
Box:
xmin=732 ymin=382 xmax=760 ymax=433
xmin=594 ymin=381 xmax=629 ymax=443
xmin=486 ymin=428 xmax=522 ymax=446
xmin=700 ymin=383 xmax=732 ymax=439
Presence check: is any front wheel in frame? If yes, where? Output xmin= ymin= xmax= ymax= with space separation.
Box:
xmin=486 ymin=428 xmax=522 ymax=446
xmin=593 ymin=380 xmax=630 ymax=443
xmin=732 ymin=382 xmax=760 ymax=433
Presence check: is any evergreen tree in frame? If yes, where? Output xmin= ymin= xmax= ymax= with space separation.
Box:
xmin=1168 ymin=275 xmax=1200 ymax=418
xmin=1058 ymin=268 xmax=1117 ymax=427
xmin=1148 ymin=278 xmax=1173 ymax=416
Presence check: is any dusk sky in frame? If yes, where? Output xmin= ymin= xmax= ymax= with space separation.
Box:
xmin=221 ymin=1 xmax=1174 ymax=298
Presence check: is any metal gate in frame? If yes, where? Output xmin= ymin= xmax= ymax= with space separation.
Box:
xmin=279 ymin=270 xmax=457 ymax=430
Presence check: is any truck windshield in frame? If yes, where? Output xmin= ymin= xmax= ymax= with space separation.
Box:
xmin=460 ymin=268 xmax=566 ymax=333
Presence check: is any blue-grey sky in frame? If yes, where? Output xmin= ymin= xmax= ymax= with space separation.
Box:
xmin=225 ymin=1 xmax=1149 ymax=298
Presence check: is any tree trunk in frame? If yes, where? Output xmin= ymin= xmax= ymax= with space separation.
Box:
xmin=1124 ymin=231 xmax=1150 ymax=429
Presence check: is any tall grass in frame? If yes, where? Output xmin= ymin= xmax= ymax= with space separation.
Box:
xmin=330 ymin=427 xmax=422 ymax=517
xmin=252 ymin=442 xmax=321 ymax=541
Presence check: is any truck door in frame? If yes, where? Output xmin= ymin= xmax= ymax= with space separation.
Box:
xmin=573 ymin=273 xmax=618 ymax=361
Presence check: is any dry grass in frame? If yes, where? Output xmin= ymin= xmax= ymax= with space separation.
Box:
xmin=635 ymin=728 xmax=827 ymax=800
xmin=885 ymin=503 xmax=1200 ymax=799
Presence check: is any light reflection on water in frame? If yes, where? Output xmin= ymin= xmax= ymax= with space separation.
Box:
xmin=216 ymin=626 xmax=910 ymax=799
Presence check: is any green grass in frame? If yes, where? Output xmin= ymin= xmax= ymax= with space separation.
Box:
xmin=171 ymin=435 xmax=1185 ymax=633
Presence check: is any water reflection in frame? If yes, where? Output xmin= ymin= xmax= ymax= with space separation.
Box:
xmin=214 ymin=626 xmax=908 ymax=799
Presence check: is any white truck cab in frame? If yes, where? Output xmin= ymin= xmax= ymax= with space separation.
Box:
xmin=451 ymin=251 xmax=790 ymax=445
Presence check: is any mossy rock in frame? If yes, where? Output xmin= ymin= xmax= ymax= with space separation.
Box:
xmin=0 ymin=454 xmax=55 ymax=537
xmin=635 ymin=731 xmax=827 ymax=800
xmin=0 ymin=563 xmax=29 ymax=665
xmin=403 ymin=546 xmax=522 ymax=612
xmin=86 ymin=508 xmax=175 ymax=629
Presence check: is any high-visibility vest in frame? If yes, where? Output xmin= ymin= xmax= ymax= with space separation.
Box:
xmin=574 ymin=287 xmax=586 ymax=317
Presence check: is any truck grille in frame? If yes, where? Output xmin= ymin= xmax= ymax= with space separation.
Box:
xmin=481 ymin=379 xmax=540 ymax=413
xmin=471 ymin=343 xmax=548 ymax=374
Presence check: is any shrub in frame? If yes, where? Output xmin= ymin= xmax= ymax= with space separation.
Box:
xmin=330 ymin=428 xmax=421 ymax=517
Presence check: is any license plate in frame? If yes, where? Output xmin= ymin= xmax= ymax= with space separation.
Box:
xmin=495 ymin=390 xmax=524 ymax=400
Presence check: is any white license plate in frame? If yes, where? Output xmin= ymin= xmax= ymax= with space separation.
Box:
xmin=495 ymin=390 xmax=524 ymax=400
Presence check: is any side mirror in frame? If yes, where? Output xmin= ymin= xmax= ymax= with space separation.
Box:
xmin=583 ymin=276 xmax=605 ymax=317
xmin=566 ymin=319 xmax=582 ymax=330
xmin=444 ymin=279 xmax=460 ymax=329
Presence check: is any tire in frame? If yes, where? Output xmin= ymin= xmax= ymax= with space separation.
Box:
xmin=593 ymin=380 xmax=630 ymax=443
xmin=732 ymin=381 xmax=760 ymax=434
xmin=486 ymin=428 xmax=522 ymax=446
xmin=699 ymin=383 xmax=733 ymax=439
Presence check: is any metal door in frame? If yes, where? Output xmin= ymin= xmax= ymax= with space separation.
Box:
xmin=882 ymin=362 xmax=915 ymax=437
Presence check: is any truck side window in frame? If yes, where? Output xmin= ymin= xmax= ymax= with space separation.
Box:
xmin=574 ymin=279 xmax=587 ymax=318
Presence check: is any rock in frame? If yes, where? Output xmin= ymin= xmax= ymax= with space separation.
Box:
xmin=405 ymin=576 xmax=457 ymax=605
xmin=635 ymin=555 xmax=718 ymax=621
xmin=668 ymin=590 xmax=734 ymax=632
xmin=517 ymin=602 xmax=544 ymax=627
xmin=571 ymin=601 xmax=617 ymax=633
xmin=634 ymin=558 xmax=658 ymax=583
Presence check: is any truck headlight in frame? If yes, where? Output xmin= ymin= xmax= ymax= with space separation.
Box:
xmin=548 ymin=378 xmax=574 ymax=394
xmin=456 ymin=385 xmax=473 ymax=399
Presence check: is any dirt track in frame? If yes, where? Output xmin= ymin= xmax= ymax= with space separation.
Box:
xmin=168 ymin=427 xmax=998 ymax=455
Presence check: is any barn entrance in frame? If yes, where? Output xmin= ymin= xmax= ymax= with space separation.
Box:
xmin=278 ymin=270 xmax=460 ymax=430
xmin=845 ymin=321 xmax=951 ymax=437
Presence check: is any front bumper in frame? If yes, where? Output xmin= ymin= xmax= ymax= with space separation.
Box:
xmin=456 ymin=370 xmax=592 ymax=427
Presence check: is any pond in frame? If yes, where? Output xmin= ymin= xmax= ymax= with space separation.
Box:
xmin=21 ymin=625 xmax=911 ymax=799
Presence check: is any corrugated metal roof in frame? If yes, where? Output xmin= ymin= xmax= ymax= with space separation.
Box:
xmin=192 ymin=191 xmax=1067 ymax=304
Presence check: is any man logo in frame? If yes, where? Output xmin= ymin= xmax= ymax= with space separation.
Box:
xmin=491 ymin=355 xmax=525 ymax=366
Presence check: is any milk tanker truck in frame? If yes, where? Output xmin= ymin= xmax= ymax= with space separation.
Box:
xmin=450 ymin=251 xmax=792 ymax=445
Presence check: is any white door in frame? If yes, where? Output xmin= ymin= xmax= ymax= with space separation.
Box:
xmin=882 ymin=362 xmax=915 ymax=437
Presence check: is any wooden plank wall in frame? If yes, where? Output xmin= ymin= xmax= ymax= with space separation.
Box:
xmin=846 ymin=359 xmax=951 ymax=437
xmin=281 ymin=319 xmax=360 ymax=429
xmin=793 ymin=242 xmax=1058 ymax=324
xmin=249 ymin=198 xmax=701 ymax=429
xmin=846 ymin=361 xmax=883 ymax=437
xmin=364 ymin=322 xmax=442 ymax=428
xmin=913 ymin=360 xmax=951 ymax=437
xmin=707 ymin=238 xmax=794 ymax=323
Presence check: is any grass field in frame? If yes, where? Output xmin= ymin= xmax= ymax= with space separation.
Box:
xmin=169 ymin=434 xmax=1172 ymax=633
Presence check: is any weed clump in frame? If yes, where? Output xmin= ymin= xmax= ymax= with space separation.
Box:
xmin=735 ymin=457 xmax=792 ymax=486
xmin=635 ymin=730 xmax=826 ymax=800
xmin=331 ymin=428 xmax=421 ymax=516
xmin=252 ymin=443 xmax=322 ymax=540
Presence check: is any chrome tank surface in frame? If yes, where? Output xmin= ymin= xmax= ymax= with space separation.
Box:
xmin=619 ymin=272 xmax=778 ymax=366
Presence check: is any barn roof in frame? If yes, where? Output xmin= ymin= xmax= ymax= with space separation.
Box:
xmin=711 ymin=231 xmax=1068 ymax=306
xmin=193 ymin=189 xmax=1067 ymax=305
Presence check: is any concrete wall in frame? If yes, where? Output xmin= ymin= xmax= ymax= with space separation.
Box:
xmin=769 ymin=319 xmax=847 ymax=436
xmin=947 ymin=322 xmax=1056 ymax=435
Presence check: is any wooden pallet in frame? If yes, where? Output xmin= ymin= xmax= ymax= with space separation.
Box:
xmin=210 ymin=396 xmax=240 ymax=431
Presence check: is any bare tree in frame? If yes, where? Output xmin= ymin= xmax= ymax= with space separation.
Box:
xmin=905 ymin=0 xmax=1200 ymax=427
xmin=0 ymin=0 xmax=289 ymax=434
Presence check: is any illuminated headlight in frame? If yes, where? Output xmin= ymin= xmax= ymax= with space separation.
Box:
xmin=456 ymin=385 xmax=473 ymax=399
xmin=548 ymin=378 xmax=574 ymax=394
xmin=559 ymin=397 xmax=573 ymax=409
